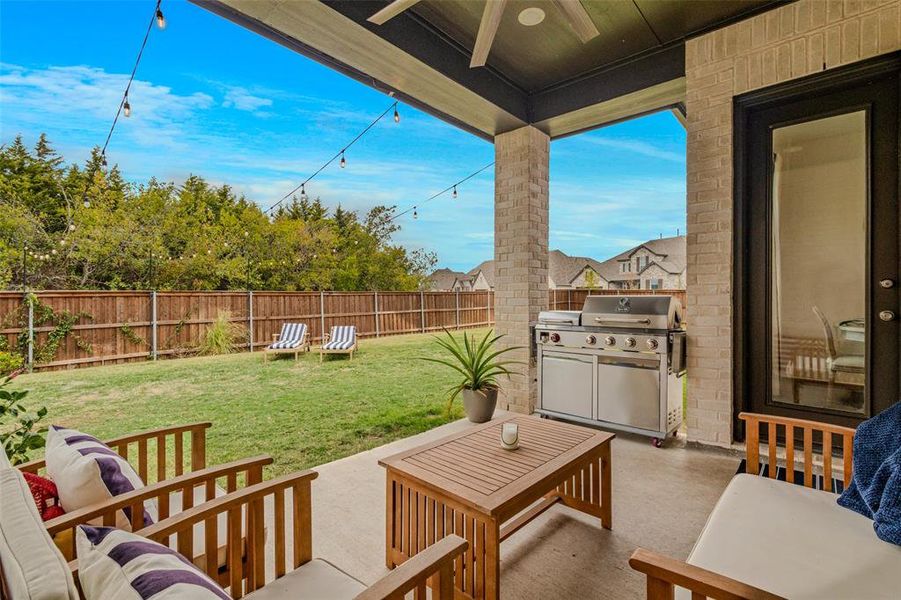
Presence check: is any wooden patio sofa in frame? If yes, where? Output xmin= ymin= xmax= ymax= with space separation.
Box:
xmin=69 ymin=470 xmax=469 ymax=599
xmin=17 ymin=422 xmax=274 ymax=572
xmin=629 ymin=412 xmax=901 ymax=599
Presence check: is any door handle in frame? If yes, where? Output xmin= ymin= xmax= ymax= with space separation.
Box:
xmin=879 ymin=310 xmax=895 ymax=322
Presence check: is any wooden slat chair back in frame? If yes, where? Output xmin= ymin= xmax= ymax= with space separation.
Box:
xmin=70 ymin=471 xmax=468 ymax=600
xmin=17 ymin=422 xmax=213 ymax=484
xmin=47 ymin=455 xmax=272 ymax=565
xmin=740 ymin=412 xmax=856 ymax=490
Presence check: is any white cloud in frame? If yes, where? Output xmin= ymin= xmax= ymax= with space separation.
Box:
xmin=577 ymin=136 xmax=685 ymax=163
xmin=222 ymin=86 xmax=273 ymax=113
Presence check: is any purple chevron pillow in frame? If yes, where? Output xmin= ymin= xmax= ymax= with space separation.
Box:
xmin=45 ymin=426 xmax=156 ymax=529
xmin=76 ymin=526 xmax=229 ymax=600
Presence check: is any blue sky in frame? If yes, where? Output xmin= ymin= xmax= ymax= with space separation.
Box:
xmin=0 ymin=0 xmax=686 ymax=272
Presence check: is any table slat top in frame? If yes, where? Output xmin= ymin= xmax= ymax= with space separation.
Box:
xmin=380 ymin=415 xmax=613 ymax=515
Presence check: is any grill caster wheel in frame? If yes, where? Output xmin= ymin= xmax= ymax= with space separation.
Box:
xmin=651 ymin=437 xmax=664 ymax=448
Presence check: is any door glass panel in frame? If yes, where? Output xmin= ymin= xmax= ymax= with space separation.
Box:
xmin=770 ymin=111 xmax=867 ymax=415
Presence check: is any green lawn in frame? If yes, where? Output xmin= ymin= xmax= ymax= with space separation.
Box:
xmin=9 ymin=330 xmax=483 ymax=476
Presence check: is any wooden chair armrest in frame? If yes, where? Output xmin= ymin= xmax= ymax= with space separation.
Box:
xmin=16 ymin=456 xmax=46 ymax=474
xmin=739 ymin=412 xmax=855 ymax=489
xmin=272 ymin=333 xmax=279 ymax=341
xmin=47 ymin=455 xmax=273 ymax=560
xmin=355 ymin=535 xmax=468 ymax=600
xmin=629 ymin=548 xmax=785 ymax=600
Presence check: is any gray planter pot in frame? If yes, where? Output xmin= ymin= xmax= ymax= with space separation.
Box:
xmin=461 ymin=387 xmax=498 ymax=423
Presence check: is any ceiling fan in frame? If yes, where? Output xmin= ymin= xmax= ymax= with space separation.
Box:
xmin=367 ymin=0 xmax=601 ymax=68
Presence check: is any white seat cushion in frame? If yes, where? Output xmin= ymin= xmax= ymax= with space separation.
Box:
xmin=243 ymin=559 xmax=365 ymax=600
xmin=0 ymin=468 xmax=79 ymax=600
xmin=678 ymin=474 xmax=901 ymax=599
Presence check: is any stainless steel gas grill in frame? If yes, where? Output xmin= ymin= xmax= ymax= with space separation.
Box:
xmin=534 ymin=295 xmax=686 ymax=447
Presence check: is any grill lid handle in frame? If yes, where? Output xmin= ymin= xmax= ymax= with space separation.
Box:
xmin=593 ymin=317 xmax=652 ymax=325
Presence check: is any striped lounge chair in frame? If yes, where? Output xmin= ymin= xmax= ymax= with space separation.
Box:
xmin=319 ymin=325 xmax=357 ymax=362
xmin=264 ymin=322 xmax=309 ymax=361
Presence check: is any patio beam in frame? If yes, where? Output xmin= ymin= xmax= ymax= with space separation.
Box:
xmin=493 ymin=125 xmax=549 ymax=413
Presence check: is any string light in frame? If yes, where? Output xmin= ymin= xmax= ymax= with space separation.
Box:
xmin=389 ymin=162 xmax=493 ymax=223
xmin=265 ymin=100 xmax=400 ymax=215
xmin=394 ymin=105 xmax=400 ymax=124
xmin=452 ymin=185 xmax=458 ymax=199
xmin=300 ymin=184 xmax=307 ymax=201
xmin=82 ymin=0 xmax=165 ymax=208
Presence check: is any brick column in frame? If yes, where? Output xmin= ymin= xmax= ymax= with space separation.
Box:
xmin=494 ymin=126 xmax=549 ymax=414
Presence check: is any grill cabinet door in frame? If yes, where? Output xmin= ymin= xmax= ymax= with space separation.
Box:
xmin=540 ymin=351 xmax=593 ymax=419
xmin=596 ymin=356 xmax=661 ymax=432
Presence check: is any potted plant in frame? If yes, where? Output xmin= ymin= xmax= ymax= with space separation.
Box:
xmin=422 ymin=329 xmax=522 ymax=423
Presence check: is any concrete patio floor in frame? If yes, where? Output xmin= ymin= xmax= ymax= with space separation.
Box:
xmin=303 ymin=411 xmax=741 ymax=599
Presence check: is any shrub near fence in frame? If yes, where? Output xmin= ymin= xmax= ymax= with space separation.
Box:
xmin=0 ymin=288 xmax=684 ymax=371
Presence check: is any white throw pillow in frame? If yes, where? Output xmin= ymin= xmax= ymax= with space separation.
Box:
xmin=0 ymin=449 xmax=12 ymax=470
xmin=45 ymin=426 xmax=157 ymax=528
xmin=76 ymin=526 xmax=230 ymax=600
xmin=0 ymin=468 xmax=80 ymax=600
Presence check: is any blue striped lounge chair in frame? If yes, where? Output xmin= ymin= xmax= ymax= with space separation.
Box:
xmin=319 ymin=325 xmax=357 ymax=362
xmin=264 ymin=323 xmax=309 ymax=361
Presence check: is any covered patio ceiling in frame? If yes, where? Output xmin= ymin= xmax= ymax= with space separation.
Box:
xmin=194 ymin=0 xmax=787 ymax=140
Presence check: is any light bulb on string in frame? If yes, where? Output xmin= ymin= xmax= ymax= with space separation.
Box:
xmin=452 ymin=185 xmax=458 ymax=199
xmin=82 ymin=195 xmax=91 ymax=209
xmin=394 ymin=105 xmax=400 ymax=124
xmin=300 ymin=184 xmax=308 ymax=201
xmin=101 ymin=153 xmax=108 ymax=167
xmin=339 ymin=152 xmax=346 ymax=169
xmin=123 ymin=96 xmax=131 ymax=118
xmin=413 ymin=207 xmax=418 ymax=220
xmin=156 ymin=7 xmax=166 ymax=29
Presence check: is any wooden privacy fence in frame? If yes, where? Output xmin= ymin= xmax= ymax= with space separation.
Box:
xmin=0 ymin=288 xmax=684 ymax=371
xmin=0 ymin=290 xmax=493 ymax=371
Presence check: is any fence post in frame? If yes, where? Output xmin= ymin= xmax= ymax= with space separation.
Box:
xmin=487 ymin=291 xmax=492 ymax=326
xmin=248 ymin=291 xmax=254 ymax=352
xmin=567 ymin=288 xmax=572 ymax=310
xmin=374 ymin=291 xmax=380 ymax=337
xmin=455 ymin=290 xmax=460 ymax=329
xmin=320 ymin=291 xmax=326 ymax=341
xmin=420 ymin=290 xmax=426 ymax=332
xmin=25 ymin=293 xmax=34 ymax=372
xmin=150 ymin=291 xmax=158 ymax=361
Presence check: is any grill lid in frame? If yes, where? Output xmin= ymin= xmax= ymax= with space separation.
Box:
xmin=581 ymin=295 xmax=682 ymax=330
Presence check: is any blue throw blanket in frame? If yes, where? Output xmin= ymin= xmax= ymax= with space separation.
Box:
xmin=838 ymin=401 xmax=901 ymax=545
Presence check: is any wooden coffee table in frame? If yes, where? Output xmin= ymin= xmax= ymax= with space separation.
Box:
xmin=380 ymin=415 xmax=614 ymax=600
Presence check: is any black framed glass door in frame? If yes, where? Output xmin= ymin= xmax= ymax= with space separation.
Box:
xmin=735 ymin=55 xmax=900 ymax=436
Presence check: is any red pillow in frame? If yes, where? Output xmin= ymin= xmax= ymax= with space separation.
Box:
xmin=22 ymin=472 xmax=66 ymax=521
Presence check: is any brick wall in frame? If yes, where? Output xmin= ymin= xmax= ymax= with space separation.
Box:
xmin=685 ymin=0 xmax=901 ymax=446
xmin=494 ymin=126 xmax=550 ymax=414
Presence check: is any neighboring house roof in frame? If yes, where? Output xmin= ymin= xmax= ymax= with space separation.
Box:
xmin=599 ymin=235 xmax=686 ymax=282
xmin=428 ymin=268 xmax=470 ymax=291
xmin=467 ymin=260 xmax=495 ymax=288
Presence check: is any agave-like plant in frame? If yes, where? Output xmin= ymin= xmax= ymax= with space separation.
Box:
xmin=421 ymin=329 xmax=523 ymax=414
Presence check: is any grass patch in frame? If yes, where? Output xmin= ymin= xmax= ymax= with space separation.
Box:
xmin=9 ymin=330 xmax=483 ymax=476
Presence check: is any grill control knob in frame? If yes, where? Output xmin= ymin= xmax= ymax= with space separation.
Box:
xmin=585 ymin=335 xmax=597 ymax=346
xmin=549 ymin=332 xmax=561 ymax=343
xmin=646 ymin=338 xmax=659 ymax=350
xmin=604 ymin=335 xmax=616 ymax=346
xmin=624 ymin=337 xmax=637 ymax=348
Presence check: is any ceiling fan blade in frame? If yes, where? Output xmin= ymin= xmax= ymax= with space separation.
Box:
xmin=367 ymin=0 xmax=422 ymax=25
xmin=470 ymin=0 xmax=508 ymax=68
xmin=552 ymin=0 xmax=600 ymax=43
